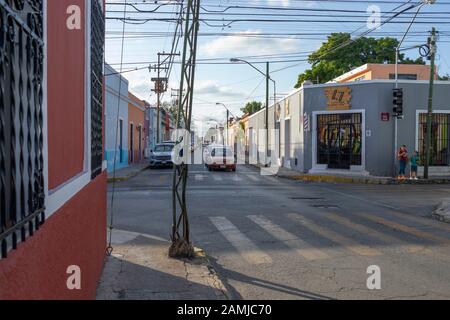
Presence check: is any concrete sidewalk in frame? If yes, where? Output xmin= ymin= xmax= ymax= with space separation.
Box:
xmin=96 ymin=230 xmax=228 ymax=300
xmin=275 ymin=166 xmax=450 ymax=185
xmin=107 ymin=162 xmax=150 ymax=183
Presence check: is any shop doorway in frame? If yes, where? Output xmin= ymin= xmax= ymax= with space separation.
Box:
xmin=317 ymin=113 xmax=362 ymax=169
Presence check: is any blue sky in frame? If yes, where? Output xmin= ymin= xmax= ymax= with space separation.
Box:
xmin=105 ymin=0 xmax=450 ymax=128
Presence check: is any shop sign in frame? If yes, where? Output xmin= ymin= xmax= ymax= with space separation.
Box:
xmin=325 ymin=86 xmax=352 ymax=110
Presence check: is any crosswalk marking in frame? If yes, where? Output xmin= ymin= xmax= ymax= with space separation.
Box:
xmin=287 ymin=213 xmax=382 ymax=257
xmin=248 ymin=215 xmax=330 ymax=261
xmin=212 ymin=175 xmax=223 ymax=182
xmin=195 ymin=174 xmax=204 ymax=181
xmin=357 ymin=212 xmax=449 ymax=244
xmin=324 ymin=213 xmax=425 ymax=254
xmin=210 ymin=217 xmax=272 ymax=265
xmin=232 ymin=175 xmax=243 ymax=182
xmin=245 ymin=174 xmax=260 ymax=182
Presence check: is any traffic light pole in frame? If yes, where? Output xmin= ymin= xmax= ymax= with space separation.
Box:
xmin=424 ymin=27 xmax=437 ymax=179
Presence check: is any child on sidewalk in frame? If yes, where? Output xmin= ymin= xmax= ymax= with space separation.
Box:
xmin=410 ymin=151 xmax=419 ymax=180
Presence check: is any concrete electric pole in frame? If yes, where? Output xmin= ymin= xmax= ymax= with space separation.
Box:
xmin=424 ymin=27 xmax=437 ymax=179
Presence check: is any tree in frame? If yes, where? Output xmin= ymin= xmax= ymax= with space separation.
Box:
xmin=439 ymin=74 xmax=450 ymax=81
xmin=241 ymin=101 xmax=262 ymax=115
xmin=295 ymin=33 xmax=425 ymax=88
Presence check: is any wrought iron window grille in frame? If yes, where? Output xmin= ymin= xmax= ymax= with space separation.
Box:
xmin=0 ymin=0 xmax=45 ymax=259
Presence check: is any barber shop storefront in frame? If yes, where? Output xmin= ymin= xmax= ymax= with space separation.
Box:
xmin=245 ymin=80 xmax=450 ymax=177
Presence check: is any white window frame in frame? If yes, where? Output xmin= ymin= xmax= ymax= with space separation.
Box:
xmin=311 ymin=109 xmax=367 ymax=174
xmin=415 ymin=109 xmax=450 ymax=172
xmin=42 ymin=0 xmax=103 ymax=218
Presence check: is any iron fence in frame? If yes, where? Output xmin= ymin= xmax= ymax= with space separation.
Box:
xmin=0 ymin=0 xmax=45 ymax=258
xmin=91 ymin=0 xmax=105 ymax=179
xmin=419 ymin=113 xmax=450 ymax=166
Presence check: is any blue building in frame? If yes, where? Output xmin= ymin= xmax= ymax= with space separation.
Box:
xmin=105 ymin=63 xmax=129 ymax=172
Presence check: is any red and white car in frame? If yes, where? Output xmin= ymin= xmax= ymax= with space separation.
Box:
xmin=204 ymin=145 xmax=236 ymax=172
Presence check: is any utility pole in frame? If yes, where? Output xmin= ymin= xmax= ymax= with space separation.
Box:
xmin=170 ymin=0 xmax=201 ymax=258
xmin=424 ymin=27 xmax=437 ymax=179
xmin=151 ymin=52 xmax=180 ymax=144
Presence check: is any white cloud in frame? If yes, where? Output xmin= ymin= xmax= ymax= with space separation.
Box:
xmin=199 ymin=30 xmax=300 ymax=57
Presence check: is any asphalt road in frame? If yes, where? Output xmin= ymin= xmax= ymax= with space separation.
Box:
xmin=108 ymin=164 xmax=450 ymax=300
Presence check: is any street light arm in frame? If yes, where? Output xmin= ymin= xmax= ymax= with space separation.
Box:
xmin=230 ymin=58 xmax=273 ymax=80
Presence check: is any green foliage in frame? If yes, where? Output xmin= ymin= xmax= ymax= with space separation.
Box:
xmin=439 ymin=74 xmax=450 ymax=81
xmin=241 ymin=101 xmax=263 ymax=115
xmin=295 ymin=33 xmax=425 ymax=88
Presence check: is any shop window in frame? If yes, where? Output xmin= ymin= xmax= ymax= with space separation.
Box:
xmin=0 ymin=0 xmax=45 ymax=258
xmin=91 ymin=0 xmax=105 ymax=179
xmin=317 ymin=113 xmax=362 ymax=169
xmin=418 ymin=113 xmax=450 ymax=166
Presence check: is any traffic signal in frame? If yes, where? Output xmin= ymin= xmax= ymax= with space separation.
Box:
xmin=393 ymin=88 xmax=403 ymax=117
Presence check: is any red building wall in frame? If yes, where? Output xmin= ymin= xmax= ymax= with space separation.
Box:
xmin=0 ymin=174 xmax=106 ymax=300
xmin=47 ymin=0 xmax=86 ymax=190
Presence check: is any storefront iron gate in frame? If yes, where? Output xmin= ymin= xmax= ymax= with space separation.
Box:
xmin=418 ymin=113 xmax=450 ymax=166
xmin=317 ymin=113 xmax=362 ymax=169
xmin=0 ymin=0 xmax=45 ymax=258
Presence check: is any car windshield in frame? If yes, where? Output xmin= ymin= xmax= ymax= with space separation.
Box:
xmin=154 ymin=145 xmax=174 ymax=152
xmin=212 ymin=148 xmax=233 ymax=157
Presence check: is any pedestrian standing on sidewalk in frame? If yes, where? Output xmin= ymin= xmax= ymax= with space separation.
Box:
xmin=397 ymin=145 xmax=409 ymax=180
xmin=410 ymin=151 xmax=419 ymax=180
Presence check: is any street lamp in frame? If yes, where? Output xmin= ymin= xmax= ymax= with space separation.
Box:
xmin=216 ymin=102 xmax=236 ymax=146
xmin=230 ymin=58 xmax=276 ymax=164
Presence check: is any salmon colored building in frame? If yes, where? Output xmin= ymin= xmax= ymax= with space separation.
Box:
xmin=0 ymin=0 xmax=107 ymax=299
xmin=333 ymin=63 xmax=436 ymax=83
xmin=128 ymin=92 xmax=147 ymax=163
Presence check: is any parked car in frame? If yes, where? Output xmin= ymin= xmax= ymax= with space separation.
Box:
xmin=204 ymin=145 xmax=236 ymax=171
xmin=149 ymin=142 xmax=175 ymax=168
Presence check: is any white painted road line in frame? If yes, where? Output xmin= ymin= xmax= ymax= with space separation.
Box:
xmin=324 ymin=213 xmax=425 ymax=254
xmin=248 ymin=215 xmax=330 ymax=261
xmin=287 ymin=213 xmax=382 ymax=257
xmin=212 ymin=175 xmax=223 ymax=182
xmin=245 ymin=174 xmax=260 ymax=182
xmin=210 ymin=216 xmax=273 ymax=265
xmin=195 ymin=174 xmax=204 ymax=181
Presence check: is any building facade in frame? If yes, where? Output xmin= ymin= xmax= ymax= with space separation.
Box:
xmin=105 ymin=63 xmax=129 ymax=172
xmin=0 ymin=0 xmax=107 ymax=299
xmin=147 ymin=106 xmax=175 ymax=151
xmin=128 ymin=92 xmax=147 ymax=164
xmin=243 ymin=80 xmax=450 ymax=177
xmin=333 ymin=63 xmax=435 ymax=83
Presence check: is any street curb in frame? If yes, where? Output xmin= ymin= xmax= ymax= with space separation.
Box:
xmin=432 ymin=199 xmax=450 ymax=224
xmin=107 ymin=165 xmax=150 ymax=183
xmin=191 ymin=247 xmax=230 ymax=300
xmin=277 ymin=173 xmax=450 ymax=185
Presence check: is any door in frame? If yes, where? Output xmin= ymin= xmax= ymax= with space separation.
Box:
xmin=317 ymin=113 xmax=362 ymax=170
xmin=138 ymin=125 xmax=142 ymax=161
xmin=130 ymin=123 xmax=134 ymax=163
xmin=285 ymin=120 xmax=291 ymax=166
xmin=119 ymin=119 xmax=123 ymax=163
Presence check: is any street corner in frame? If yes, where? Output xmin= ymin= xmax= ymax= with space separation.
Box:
xmin=432 ymin=198 xmax=450 ymax=224
xmin=96 ymin=231 xmax=228 ymax=300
